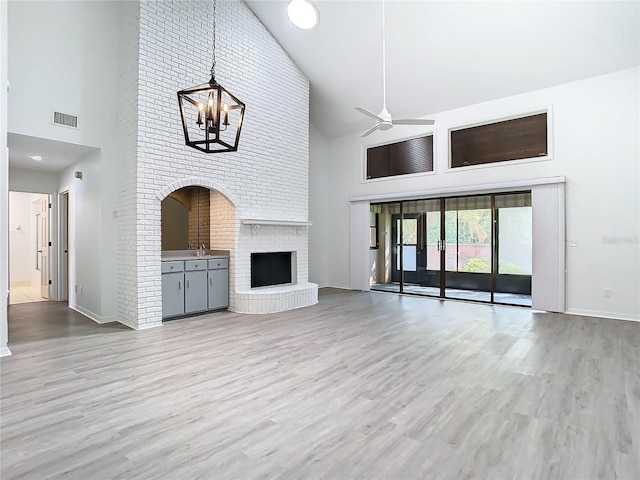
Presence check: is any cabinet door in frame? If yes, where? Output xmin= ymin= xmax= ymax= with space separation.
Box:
xmin=185 ymin=270 xmax=208 ymax=313
xmin=162 ymin=272 xmax=185 ymax=318
xmin=208 ymin=269 xmax=229 ymax=310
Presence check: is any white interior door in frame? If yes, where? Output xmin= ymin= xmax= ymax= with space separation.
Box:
xmin=38 ymin=198 xmax=50 ymax=299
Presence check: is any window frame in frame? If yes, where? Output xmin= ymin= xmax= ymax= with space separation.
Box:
xmin=362 ymin=131 xmax=437 ymax=183
xmin=447 ymin=108 xmax=553 ymax=172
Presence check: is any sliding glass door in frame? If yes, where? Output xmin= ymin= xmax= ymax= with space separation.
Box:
xmin=444 ymin=196 xmax=493 ymax=302
xmin=494 ymin=193 xmax=532 ymax=306
xmin=370 ymin=192 xmax=532 ymax=306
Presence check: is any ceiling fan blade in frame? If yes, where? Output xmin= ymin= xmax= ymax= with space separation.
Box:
xmin=361 ymin=125 xmax=380 ymax=137
xmin=355 ymin=107 xmax=383 ymax=121
xmin=392 ymin=119 xmax=435 ymax=126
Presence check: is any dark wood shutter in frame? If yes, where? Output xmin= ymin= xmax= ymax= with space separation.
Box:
xmin=451 ymin=113 xmax=547 ymax=168
xmin=367 ymin=135 xmax=434 ymax=179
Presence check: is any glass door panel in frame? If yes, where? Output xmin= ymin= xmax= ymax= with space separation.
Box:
xmin=494 ymin=193 xmax=532 ymax=306
xmin=444 ymin=196 xmax=492 ymax=302
xmin=370 ymin=202 xmax=401 ymax=293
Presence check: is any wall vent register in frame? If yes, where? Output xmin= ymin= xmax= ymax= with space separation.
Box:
xmin=52 ymin=111 xmax=79 ymax=129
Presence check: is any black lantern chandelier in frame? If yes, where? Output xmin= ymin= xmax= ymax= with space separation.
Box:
xmin=177 ymin=0 xmax=245 ymax=153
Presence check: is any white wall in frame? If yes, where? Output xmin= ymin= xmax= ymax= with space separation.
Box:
xmin=58 ymin=154 xmax=106 ymax=322
xmin=8 ymin=192 xmax=47 ymax=286
xmin=308 ymin=124 xmax=330 ymax=287
xmin=310 ymin=68 xmax=640 ymax=321
xmin=9 ymin=167 xmax=59 ymax=193
xmin=8 ymin=1 xmax=120 ymax=324
xmin=0 ymin=0 xmax=8 ymax=356
xmin=8 ymin=1 xmax=118 ymax=149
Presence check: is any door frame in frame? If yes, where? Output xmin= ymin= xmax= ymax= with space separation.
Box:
xmin=58 ymin=190 xmax=69 ymax=302
xmin=352 ymin=176 xmax=566 ymax=311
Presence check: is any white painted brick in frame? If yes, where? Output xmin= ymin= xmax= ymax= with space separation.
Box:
xmin=116 ymin=0 xmax=317 ymax=328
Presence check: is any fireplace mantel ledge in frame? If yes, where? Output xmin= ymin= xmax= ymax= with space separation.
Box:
xmin=241 ymin=219 xmax=312 ymax=226
xmin=242 ymin=219 xmax=312 ymax=235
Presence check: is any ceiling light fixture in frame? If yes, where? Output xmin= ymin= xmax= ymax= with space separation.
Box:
xmin=287 ymin=0 xmax=319 ymax=30
xmin=177 ymin=0 xmax=245 ymax=154
xmin=30 ymin=155 xmax=42 ymax=161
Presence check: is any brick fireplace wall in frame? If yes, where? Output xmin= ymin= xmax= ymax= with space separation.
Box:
xmin=117 ymin=0 xmax=316 ymax=329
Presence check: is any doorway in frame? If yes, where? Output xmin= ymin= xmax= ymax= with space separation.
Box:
xmin=8 ymin=191 xmax=51 ymax=304
xmin=371 ymin=192 xmax=532 ymax=306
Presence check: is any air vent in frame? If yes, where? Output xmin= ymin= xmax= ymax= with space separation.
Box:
xmin=52 ymin=111 xmax=78 ymax=129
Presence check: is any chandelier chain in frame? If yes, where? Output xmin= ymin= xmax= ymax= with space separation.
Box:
xmin=210 ymin=0 xmax=217 ymax=78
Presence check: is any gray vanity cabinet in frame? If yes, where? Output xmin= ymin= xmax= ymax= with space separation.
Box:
xmin=208 ymin=258 xmax=229 ymax=310
xmin=184 ymin=260 xmax=208 ymax=314
xmin=161 ymin=255 xmax=229 ymax=319
xmin=162 ymin=261 xmax=185 ymax=318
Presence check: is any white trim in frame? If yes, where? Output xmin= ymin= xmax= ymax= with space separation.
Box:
xmin=565 ymin=309 xmax=639 ymax=324
xmin=57 ymin=188 xmax=69 ymax=302
xmin=69 ymin=304 xmax=116 ymax=325
xmin=241 ymin=219 xmax=312 ymax=226
xmin=349 ymin=176 xmax=566 ymax=203
xmin=321 ymin=284 xmax=352 ymax=290
xmin=0 ymin=346 xmax=12 ymax=357
xmin=530 ymin=183 xmax=565 ymax=313
xmin=350 ymin=201 xmax=371 ymax=291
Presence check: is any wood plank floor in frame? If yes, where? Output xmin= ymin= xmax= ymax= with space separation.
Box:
xmin=2 ymin=289 xmax=639 ymax=479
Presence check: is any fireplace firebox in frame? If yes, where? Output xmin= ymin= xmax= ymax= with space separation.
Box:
xmin=251 ymin=252 xmax=292 ymax=288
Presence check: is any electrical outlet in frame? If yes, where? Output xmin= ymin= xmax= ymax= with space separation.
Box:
xmin=604 ymin=288 xmax=612 ymax=298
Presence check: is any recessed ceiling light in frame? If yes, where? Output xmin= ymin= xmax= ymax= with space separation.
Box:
xmin=287 ymin=0 xmax=319 ymax=30
xmin=30 ymin=155 xmax=42 ymax=161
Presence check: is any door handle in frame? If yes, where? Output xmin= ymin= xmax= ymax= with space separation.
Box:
xmin=187 ymin=279 xmax=190 ymax=289
xmin=178 ymin=280 xmax=182 ymax=289
xmin=209 ymin=278 xmax=213 ymax=286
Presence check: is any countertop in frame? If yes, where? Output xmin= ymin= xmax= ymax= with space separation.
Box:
xmin=161 ymin=249 xmax=230 ymax=261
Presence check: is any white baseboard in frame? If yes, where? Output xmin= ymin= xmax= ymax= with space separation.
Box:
xmin=322 ymin=284 xmax=353 ymax=290
xmin=0 ymin=345 xmax=12 ymax=357
xmin=564 ymin=308 xmax=640 ymax=323
xmin=69 ymin=304 xmax=116 ymax=325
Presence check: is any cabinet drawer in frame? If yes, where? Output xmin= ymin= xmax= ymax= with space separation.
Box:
xmin=161 ymin=261 xmax=184 ymax=273
xmin=208 ymin=258 xmax=229 ymax=270
xmin=185 ymin=260 xmax=207 ymax=271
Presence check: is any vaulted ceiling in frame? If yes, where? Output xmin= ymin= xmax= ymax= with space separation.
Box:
xmin=245 ymin=1 xmax=640 ymax=139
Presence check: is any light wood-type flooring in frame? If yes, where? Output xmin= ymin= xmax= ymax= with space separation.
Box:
xmin=2 ymin=289 xmax=639 ymax=479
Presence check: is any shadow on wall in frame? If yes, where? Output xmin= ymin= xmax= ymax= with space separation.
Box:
xmin=161 ymin=186 xmax=211 ymax=250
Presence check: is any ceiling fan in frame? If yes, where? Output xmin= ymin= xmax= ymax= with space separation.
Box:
xmin=355 ymin=0 xmax=435 ymax=137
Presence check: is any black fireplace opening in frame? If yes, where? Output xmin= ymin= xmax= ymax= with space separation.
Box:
xmin=251 ymin=252 xmax=292 ymax=288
